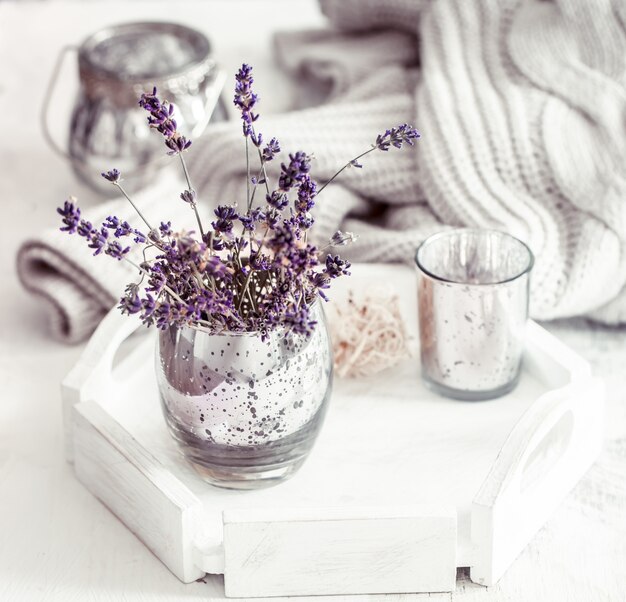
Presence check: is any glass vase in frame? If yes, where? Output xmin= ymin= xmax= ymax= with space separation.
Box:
xmin=155 ymin=301 xmax=333 ymax=489
xmin=415 ymin=229 xmax=534 ymax=401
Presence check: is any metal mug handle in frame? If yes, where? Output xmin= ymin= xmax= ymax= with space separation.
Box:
xmin=41 ymin=45 xmax=78 ymax=160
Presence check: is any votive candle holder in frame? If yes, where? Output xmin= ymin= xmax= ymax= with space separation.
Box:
xmin=415 ymin=229 xmax=534 ymax=401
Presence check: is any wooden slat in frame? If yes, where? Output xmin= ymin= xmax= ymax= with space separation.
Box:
xmin=73 ymin=401 xmax=208 ymax=583
xmin=223 ymin=505 xmax=457 ymax=597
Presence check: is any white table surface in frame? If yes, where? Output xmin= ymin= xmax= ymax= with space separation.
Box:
xmin=0 ymin=2 xmax=624 ymax=601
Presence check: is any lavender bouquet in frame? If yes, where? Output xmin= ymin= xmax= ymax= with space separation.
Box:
xmin=57 ymin=64 xmax=420 ymax=339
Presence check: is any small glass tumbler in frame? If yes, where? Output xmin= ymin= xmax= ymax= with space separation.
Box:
xmin=415 ymin=229 xmax=534 ymax=401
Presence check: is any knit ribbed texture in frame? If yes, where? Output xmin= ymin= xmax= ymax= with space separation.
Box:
xmin=17 ymin=0 xmax=626 ymax=342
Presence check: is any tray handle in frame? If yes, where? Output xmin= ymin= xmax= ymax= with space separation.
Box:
xmin=470 ymin=322 xmax=604 ymax=586
xmin=62 ymin=306 xmax=143 ymax=461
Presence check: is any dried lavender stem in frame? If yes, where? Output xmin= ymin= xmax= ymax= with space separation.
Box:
xmin=114 ymin=183 xmax=154 ymax=232
xmin=246 ymin=137 xmax=251 ymax=212
xmin=179 ymin=154 xmax=206 ymax=239
xmin=249 ymin=165 xmax=265 ymax=207
xmin=123 ymin=257 xmax=186 ymax=305
xmin=316 ymin=147 xmax=376 ymax=196
xmin=250 ymin=125 xmax=271 ymax=196
xmin=236 ymin=269 xmax=255 ymax=313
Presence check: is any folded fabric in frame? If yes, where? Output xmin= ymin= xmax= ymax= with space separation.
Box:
xmin=17 ymin=0 xmax=626 ymax=344
xmin=194 ymin=0 xmax=626 ymax=324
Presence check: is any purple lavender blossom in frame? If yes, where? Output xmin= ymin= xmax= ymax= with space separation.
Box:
xmin=296 ymin=212 xmax=315 ymax=230
xmin=262 ymin=138 xmax=280 ymax=162
xmin=137 ymin=87 xmax=160 ymax=111
xmin=330 ymin=230 xmax=358 ymax=246
xmin=250 ymin=131 xmax=263 ymax=148
xmin=77 ymin=219 xmax=93 ymax=238
xmin=101 ymin=169 xmax=121 ymax=183
xmin=139 ymin=88 xmax=192 ymax=155
xmin=159 ymin=221 xmax=173 ymax=237
xmin=88 ymin=228 xmax=108 ymax=255
xmin=165 ymin=135 xmax=192 ymax=155
xmin=119 ymin=288 xmax=142 ymax=315
xmin=375 ymin=124 xmax=420 ymax=151
xmin=233 ymin=63 xmax=258 ymax=135
xmin=57 ymin=199 xmax=81 ymax=233
xmin=57 ymin=65 xmax=421 ymax=338
xmin=309 ymin=272 xmax=330 ymax=300
xmin=278 ymin=152 xmax=311 ymax=191
xmin=324 ymin=254 xmax=351 ymax=278
xmin=266 ymin=191 xmax=289 ymax=210
xmin=180 ymin=190 xmax=196 ymax=205
xmin=204 ymin=255 xmax=231 ymax=279
xmin=212 ymin=205 xmax=238 ymax=234
xmin=295 ymin=175 xmax=317 ymax=214
xmin=284 ymin=307 xmax=317 ymax=336
xmin=105 ymin=241 xmax=131 ymax=260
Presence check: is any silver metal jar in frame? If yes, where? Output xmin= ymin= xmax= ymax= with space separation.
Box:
xmin=43 ymin=22 xmax=226 ymax=194
xmin=155 ymin=302 xmax=333 ymax=490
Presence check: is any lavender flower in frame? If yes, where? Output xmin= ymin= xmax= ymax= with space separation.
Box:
xmin=324 ymin=254 xmax=351 ymax=278
xmin=57 ymin=198 xmax=81 ymax=233
xmin=278 ymin=152 xmax=311 ymax=191
xmin=266 ymin=191 xmax=289 ymax=210
xmin=88 ymin=228 xmax=108 ymax=255
xmin=180 ymin=190 xmax=196 ymax=205
xmin=284 ymin=307 xmax=317 ymax=336
xmin=295 ymin=175 xmax=317 ymax=214
xmin=165 ymin=135 xmax=192 ymax=156
xmin=101 ymin=169 xmax=121 ymax=183
xmin=233 ymin=63 xmax=258 ymax=135
xmin=77 ymin=219 xmax=93 ymax=238
xmin=375 ymin=124 xmax=420 ymax=151
xmin=212 ymin=205 xmax=238 ymax=234
xmin=57 ymin=64 xmax=421 ymax=338
xmin=330 ymin=230 xmax=358 ymax=246
xmin=137 ymin=87 xmax=160 ymax=112
xmin=139 ymin=87 xmax=192 ymax=155
xmin=159 ymin=221 xmax=173 ymax=237
xmin=105 ymin=241 xmax=131 ymax=260
xmin=262 ymin=138 xmax=280 ymax=162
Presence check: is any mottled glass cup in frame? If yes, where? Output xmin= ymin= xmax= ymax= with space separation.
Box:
xmin=415 ymin=229 xmax=534 ymax=401
xmin=156 ymin=302 xmax=333 ymax=489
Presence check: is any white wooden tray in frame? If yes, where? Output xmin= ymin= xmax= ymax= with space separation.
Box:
xmin=61 ymin=264 xmax=604 ymax=597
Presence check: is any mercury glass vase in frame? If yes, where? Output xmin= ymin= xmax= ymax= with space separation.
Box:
xmin=155 ymin=302 xmax=333 ymax=489
xmin=415 ymin=229 xmax=534 ymax=401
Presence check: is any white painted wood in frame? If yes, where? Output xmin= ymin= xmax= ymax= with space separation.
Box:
xmin=62 ymin=308 xmax=142 ymax=461
xmin=470 ymin=324 xmax=604 ymax=586
xmin=60 ymin=263 xmax=604 ymax=597
xmin=223 ymin=505 xmax=457 ymax=597
xmin=72 ymin=400 xmax=214 ymax=583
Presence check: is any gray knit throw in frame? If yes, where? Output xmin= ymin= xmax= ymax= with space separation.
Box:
xmin=18 ymin=0 xmax=626 ymax=343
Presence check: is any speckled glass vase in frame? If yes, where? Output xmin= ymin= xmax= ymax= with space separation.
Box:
xmin=415 ymin=229 xmax=534 ymax=401
xmin=155 ymin=301 xmax=333 ymax=489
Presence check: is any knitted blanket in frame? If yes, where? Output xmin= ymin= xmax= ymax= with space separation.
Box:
xmin=18 ymin=0 xmax=626 ymax=343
